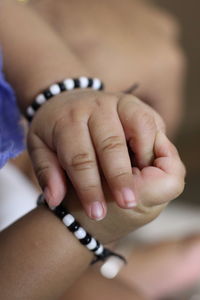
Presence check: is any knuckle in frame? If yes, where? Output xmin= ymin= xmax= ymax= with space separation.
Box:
xmin=101 ymin=135 xmax=124 ymax=153
xmin=135 ymin=110 xmax=156 ymax=133
xmin=70 ymin=153 xmax=95 ymax=171
xmin=78 ymin=184 xmax=99 ymax=193
xmin=35 ymin=164 xmax=51 ymax=183
xmin=93 ymin=94 xmax=118 ymax=109
xmin=68 ymin=107 xmax=85 ymax=123
xmin=53 ymin=116 xmax=68 ymax=140
xmin=94 ymin=96 xmax=103 ymax=107
xmin=108 ymin=171 xmax=130 ymax=182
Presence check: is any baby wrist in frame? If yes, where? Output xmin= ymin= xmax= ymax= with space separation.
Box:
xmin=24 ymin=76 xmax=104 ymax=122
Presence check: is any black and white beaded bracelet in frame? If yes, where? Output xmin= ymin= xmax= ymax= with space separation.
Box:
xmin=25 ymin=77 xmax=104 ymax=122
xmin=37 ymin=194 xmax=126 ymax=265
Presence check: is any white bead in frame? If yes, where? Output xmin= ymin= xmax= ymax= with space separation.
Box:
xmin=49 ymin=84 xmax=61 ymax=95
xmin=74 ymin=227 xmax=86 ymax=239
xmin=95 ymin=244 xmax=103 ymax=255
xmin=63 ymin=214 xmax=75 ymax=227
xmin=79 ymin=77 xmax=89 ymax=88
xmin=92 ymin=78 xmax=101 ymax=90
xmin=27 ymin=106 xmax=35 ymax=117
xmin=100 ymin=257 xmax=125 ymax=279
xmin=35 ymin=94 xmax=46 ymax=105
xmin=63 ymin=79 xmax=75 ymax=90
xmin=86 ymin=238 xmax=97 ymax=250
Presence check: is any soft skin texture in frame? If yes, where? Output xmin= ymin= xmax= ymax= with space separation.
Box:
xmin=62 ymin=236 xmax=200 ymax=300
xmin=0 ymin=1 xmax=187 ymax=298
xmin=0 ymin=0 xmax=186 ymax=220
xmin=27 ymin=90 xmax=167 ymax=221
xmin=0 ymin=206 xmax=93 ymax=300
xmin=60 ymin=129 xmax=185 ymax=244
xmin=0 ymin=149 xmax=184 ymax=300
xmin=29 ymin=0 xmax=186 ymax=136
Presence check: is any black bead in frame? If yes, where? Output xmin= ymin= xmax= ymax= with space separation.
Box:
xmin=99 ymin=82 xmax=104 ymax=90
xmin=26 ymin=114 xmax=33 ymax=122
xmin=79 ymin=233 xmax=92 ymax=245
xmin=74 ymin=78 xmax=80 ymax=88
xmin=68 ymin=221 xmax=80 ymax=232
xmin=58 ymin=82 xmax=66 ymax=92
xmin=88 ymin=78 xmax=93 ymax=88
xmin=31 ymin=101 xmax=41 ymax=111
xmin=54 ymin=206 xmax=66 ymax=219
xmin=43 ymin=90 xmax=53 ymax=100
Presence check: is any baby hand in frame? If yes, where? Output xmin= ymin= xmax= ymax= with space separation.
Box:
xmin=27 ymin=90 xmax=182 ymax=220
xmin=65 ymin=130 xmax=185 ymax=244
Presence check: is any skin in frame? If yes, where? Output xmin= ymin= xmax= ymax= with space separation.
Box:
xmin=0 ymin=0 xmax=184 ymax=222
xmin=29 ymin=0 xmax=186 ymax=137
xmin=64 ymin=130 xmax=185 ymax=244
xmin=63 ymin=235 xmax=200 ymax=300
xmin=0 ymin=208 xmax=145 ymax=300
xmin=61 ymin=266 xmax=146 ymax=300
xmin=28 ymin=0 xmax=186 ymax=220
xmin=0 ymin=147 xmax=185 ymax=299
xmin=27 ymin=90 xmax=166 ymax=220
xmin=0 ymin=206 xmax=93 ymax=300
xmin=0 ymin=0 xmax=185 ymax=236
xmin=118 ymin=236 xmax=200 ymax=299
xmin=0 ymin=0 xmax=186 ymax=298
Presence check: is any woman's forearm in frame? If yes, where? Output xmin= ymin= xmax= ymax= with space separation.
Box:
xmin=0 ymin=206 xmax=92 ymax=300
xmin=0 ymin=0 xmax=88 ymax=112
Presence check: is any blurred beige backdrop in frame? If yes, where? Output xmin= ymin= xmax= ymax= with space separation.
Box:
xmin=157 ymin=0 xmax=200 ymax=205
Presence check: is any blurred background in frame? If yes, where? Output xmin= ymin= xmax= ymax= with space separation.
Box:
xmin=157 ymin=0 xmax=200 ymax=206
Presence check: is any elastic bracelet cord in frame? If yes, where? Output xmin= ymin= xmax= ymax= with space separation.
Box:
xmin=25 ymin=77 xmax=104 ymax=122
xmin=37 ymin=194 xmax=126 ymax=266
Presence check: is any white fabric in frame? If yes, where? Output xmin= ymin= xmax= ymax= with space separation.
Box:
xmin=0 ymin=163 xmax=38 ymax=231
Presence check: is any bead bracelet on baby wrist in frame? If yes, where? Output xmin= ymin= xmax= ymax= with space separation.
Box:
xmin=37 ymin=194 xmax=126 ymax=266
xmin=25 ymin=77 xmax=104 ymax=122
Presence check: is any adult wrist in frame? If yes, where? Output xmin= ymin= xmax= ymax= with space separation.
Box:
xmin=38 ymin=195 xmax=126 ymax=267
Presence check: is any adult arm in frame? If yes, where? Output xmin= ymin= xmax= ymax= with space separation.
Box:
xmin=0 ymin=126 xmax=185 ymax=299
xmin=0 ymin=206 xmax=92 ymax=300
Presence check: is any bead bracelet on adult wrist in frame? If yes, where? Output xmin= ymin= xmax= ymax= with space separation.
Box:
xmin=25 ymin=77 xmax=104 ymax=122
xmin=37 ymin=194 xmax=126 ymax=269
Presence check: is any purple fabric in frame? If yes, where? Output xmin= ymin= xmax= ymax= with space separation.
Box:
xmin=0 ymin=53 xmax=25 ymax=168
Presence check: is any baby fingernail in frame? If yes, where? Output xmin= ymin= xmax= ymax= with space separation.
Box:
xmin=90 ymin=201 xmax=105 ymax=221
xmin=44 ymin=187 xmax=50 ymax=202
xmin=43 ymin=187 xmax=56 ymax=209
xmin=122 ymin=188 xmax=137 ymax=207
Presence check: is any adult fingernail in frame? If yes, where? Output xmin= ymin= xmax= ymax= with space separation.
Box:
xmin=122 ymin=188 xmax=137 ymax=208
xmin=90 ymin=201 xmax=105 ymax=221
